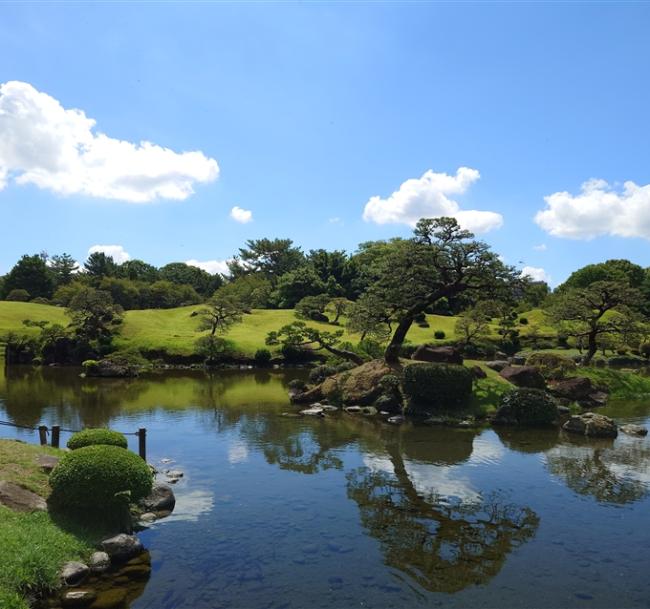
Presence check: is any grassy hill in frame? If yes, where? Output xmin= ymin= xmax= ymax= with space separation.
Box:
xmin=0 ymin=301 xmax=552 ymax=358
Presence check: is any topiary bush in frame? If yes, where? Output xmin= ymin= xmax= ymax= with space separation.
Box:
xmin=6 ymin=289 xmax=30 ymax=302
xmin=434 ymin=330 xmax=446 ymax=340
xmin=254 ymin=348 xmax=272 ymax=366
xmin=526 ymin=353 xmax=577 ymax=380
xmin=49 ymin=445 xmax=152 ymax=512
xmin=640 ymin=343 xmax=650 ymax=360
xmin=519 ymin=317 xmax=528 ymax=325
xmin=67 ymin=428 xmax=128 ymax=450
xmin=402 ymin=363 xmax=473 ymax=412
xmin=495 ymin=388 xmax=557 ymax=426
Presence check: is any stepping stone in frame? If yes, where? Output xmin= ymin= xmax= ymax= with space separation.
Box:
xmin=0 ymin=480 xmax=47 ymax=512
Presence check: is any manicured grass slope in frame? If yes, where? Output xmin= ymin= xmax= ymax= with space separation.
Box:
xmin=0 ymin=302 xmax=549 ymax=357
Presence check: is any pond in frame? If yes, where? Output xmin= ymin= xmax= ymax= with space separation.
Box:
xmin=1 ymin=363 xmax=650 ymax=609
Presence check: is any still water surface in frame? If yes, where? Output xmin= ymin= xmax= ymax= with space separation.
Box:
xmin=1 ymin=364 xmax=650 ymax=609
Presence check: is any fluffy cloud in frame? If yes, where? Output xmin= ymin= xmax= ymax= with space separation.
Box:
xmin=362 ymin=167 xmax=503 ymax=234
xmin=521 ymin=265 xmax=550 ymax=283
xmin=88 ymin=244 xmax=131 ymax=264
xmin=535 ymin=178 xmax=650 ymax=240
xmin=185 ymin=259 xmax=231 ymax=275
xmin=230 ymin=206 xmax=253 ymax=223
xmin=0 ymin=81 xmax=219 ymax=203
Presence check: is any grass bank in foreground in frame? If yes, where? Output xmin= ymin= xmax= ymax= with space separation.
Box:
xmin=0 ymin=440 xmax=93 ymax=609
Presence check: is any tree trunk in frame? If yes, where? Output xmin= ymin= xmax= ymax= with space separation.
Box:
xmin=384 ymin=317 xmax=414 ymax=364
xmin=584 ymin=330 xmax=598 ymax=364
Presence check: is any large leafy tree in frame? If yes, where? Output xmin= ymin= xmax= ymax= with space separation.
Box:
xmin=228 ymin=238 xmax=305 ymax=282
xmin=559 ymin=259 xmax=645 ymax=291
xmin=272 ymin=266 xmax=326 ymax=308
xmin=67 ymin=287 xmax=122 ymax=343
xmin=159 ymin=262 xmax=222 ymax=296
xmin=119 ymin=259 xmax=160 ymax=283
xmin=359 ymin=218 xmax=519 ymax=363
xmin=197 ymin=293 xmax=245 ymax=336
xmin=3 ymin=254 xmax=54 ymax=299
xmin=545 ymin=280 xmax=643 ymax=363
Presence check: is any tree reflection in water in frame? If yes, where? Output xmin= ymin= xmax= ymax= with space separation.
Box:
xmin=546 ymin=437 xmax=650 ymax=505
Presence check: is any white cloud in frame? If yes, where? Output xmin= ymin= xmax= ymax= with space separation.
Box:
xmin=230 ymin=206 xmax=253 ymax=223
xmin=0 ymin=81 xmax=219 ymax=203
xmin=521 ymin=265 xmax=550 ymax=283
xmin=535 ymin=178 xmax=650 ymax=240
xmin=88 ymin=244 xmax=130 ymax=264
xmin=362 ymin=167 xmax=503 ymax=234
xmin=533 ymin=243 xmax=547 ymax=251
xmin=185 ymin=259 xmax=230 ymax=275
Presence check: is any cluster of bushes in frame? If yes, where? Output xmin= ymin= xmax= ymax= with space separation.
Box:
xmin=495 ymin=388 xmax=557 ymax=426
xmin=526 ymin=353 xmax=577 ymax=380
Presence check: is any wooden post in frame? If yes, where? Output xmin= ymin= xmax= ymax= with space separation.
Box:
xmin=38 ymin=425 xmax=48 ymax=446
xmin=138 ymin=428 xmax=147 ymax=461
xmin=51 ymin=426 xmax=60 ymax=449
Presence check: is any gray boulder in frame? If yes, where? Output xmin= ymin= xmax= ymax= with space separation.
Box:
xmin=100 ymin=534 xmax=143 ymax=563
xmin=61 ymin=589 xmax=96 ymax=607
xmin=61 ymin=561 xmax=89 ymax=586
xmin=0 ymin=481 xmax=46 ymax=512
xmin=486 ymin=360 xmax=510 ymax=372
xmin=88 ymin=551 xmax=111 ymax=574
xmin=563 ymin=412 xmax=617 ymax=438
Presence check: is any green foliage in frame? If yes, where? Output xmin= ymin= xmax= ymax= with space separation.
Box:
xmin=559 ymin=259 xmax=645 ymax=292
xmin=3 ymin=254 xmax=53 ymax=300
xmin=519 ymin=317 xmax=528 ymax=325
xmin=49 ymin=253 xmax=79 ymax=287
xmin=159 ymin=262 xmax=222 ymax=296
xmin=218 ymin=275 xmax=273 ymax=310
xmin=640 ymin=343 xmax=650 ymax=359
xmin=229 ymin=238 xmax=305 ymax=281
xmin=309 ymin=364 xmax=337 ymax=384
xmin=84 ymin=252 xmax=118 ymax=278
xmin=195 ymin=335 xmax=234 ymax=363
xmin=434 ymin=330 xmax=446 ymax=339
xmin=273 ymin=266 xmax=326 ymax=308
xmin=49 ymin=445 xmax=153 ymax=512
xmin=196 ymin=293 xmax=244 ymax=336
xmin=67 ymin=287 xmax=122 ymax=344
xmin=118 ymin=259 xmax=160 ymax=283
xmin=497 ymin=388 xmax=557 ymax=426
xmin=254 ymin=348 xmax=272 ymax=365
xmin=6 ymin=289 xmax=30 ymax=302
xmin=295 ymin=294 xmax=330 ymax=322
xmin=402 ymin=363 xmax=473 ymax=411
xmin=526 ymin=352 xmax=577 ymax=380
xmin=67 ymin=428 xmax=128 ymax=450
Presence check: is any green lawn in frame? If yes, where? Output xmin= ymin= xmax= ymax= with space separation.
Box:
xmin=0 ymin=440 xmax=93 ymax=609
xmin=0 ymin=301 xmax=550 ymax=358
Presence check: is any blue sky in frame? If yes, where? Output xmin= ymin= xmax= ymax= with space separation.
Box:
xmin=1 ymin=2 xmax=650 ymax=285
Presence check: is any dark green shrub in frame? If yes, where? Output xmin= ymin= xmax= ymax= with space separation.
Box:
xmin=399 ymin=343 xmax=417 ymax=359
xmin=30 ymin=296 xmax=51 ymax=305
xmin=67 ymin=428 xmax=128 ymax=450
xmin=402 ymin=363 xmax=473 ymax=412
xmin=49 ymin=445 xmax=152 ymax=511
xmin=281 ymin=344 xmax=312 ymax=363
xmin=379 ymin=374 xmax=400 ymax=391
xmin=434 ymin=330 xmax=446 ymax=339
xmin=557 ymin=333 xmax=569 ymax=348
xmin=608 ymin=355 xmax=646 ymax=368
xmin=309 ymin=364 xmax=336 ymax=384
xmin=417 ymin=321 xmax=430 ymax=328
xmin=496 ymin=388 xmax=557 ymax=426
xmin=519 ymin=317 xmax=528 ymax=325
xmin=254 ymin=348 xmax=272 ymax=366
xmin=335 ymin=361 xmax=356 ymax=373
xmin=413 ymin=312 xmax=426 ymax=323
xmin=640 ymin=343 xmax=650 ymax=359
xmin=526 ymin=353 xmax=577 ymax=380
xmin=6 ymin=289 xmax=30 ymax=302
xmin=616 ymin=348 xmax=628 ymax=356
xmin=288 ymin=378 xmax=308 ymax=392
xmin=358 ymin=339 xmax=384 ymax=359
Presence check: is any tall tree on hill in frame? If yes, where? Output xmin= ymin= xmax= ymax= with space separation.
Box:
xmin=357 ymin=218 xmax=519 ymax=363
xmin=84 ymin=252 xmax=118 ymax=279
xmin=49 ymin=253 xmax=79 ymax=286
xmin=228 ymin=238 xmax=305 ymax=282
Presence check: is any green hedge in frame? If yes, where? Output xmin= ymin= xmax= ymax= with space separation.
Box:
xmin=49 ymin=445 xmax=152 ymax=511
xmin=67 ymin=428 xmax=128 ymax=450
xmin=402 ymin=363 xmax=473 ymax=411
xmin=526 ymin=353 xmax=576 ymax=380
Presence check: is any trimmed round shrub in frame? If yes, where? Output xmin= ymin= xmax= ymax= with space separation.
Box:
xmin=49 ymin=445 xmax=152 ymax=511
xmin=402 ymin=363 xmax=473 ymax=412
xmin=519 ymin=317 xmax=528 ymax=325
xmin=496 ymin=388 xmax=557 ymax=426
xmin=379 ymin=374 xmax=400 ymax=391
xmin=30 ymin=296 xmax=51 ymax=305
xmin=67 ymin=428 xmax=128 ymax=450
xmin=254 ymin=348 xmax=272 ymax=366
xmin=434 ymin=330 xmax=446 ymax=340
xmin=526 ymin=353 xmax=576 ymax=380
xmin=640 ymin=343 xmax=650 ymax=359
xmin=6 ymin=289 xmax=30 ymax=302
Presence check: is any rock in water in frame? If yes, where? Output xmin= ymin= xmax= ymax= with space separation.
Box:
xmin=300 ymin=407 xmax=324 ymax=416
xmin=0 ymin=480 xmax=47 ymax=512
xmin=61 ymin=589 xmax=97 ymax=606
xmin=139 ymin=482 xmax=176 ymax=513
xmin=88 ymin=551 xmax=111 ymax=574
xmin=563 ymin=412 xmax=618 ymax=438
xmin=100 ymin=534 xmax=144 ymax=563
xmin=61 ymin=561 xmax=89 ymax=586
xmin=621 ymin=424 xmax=648 ymax=437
